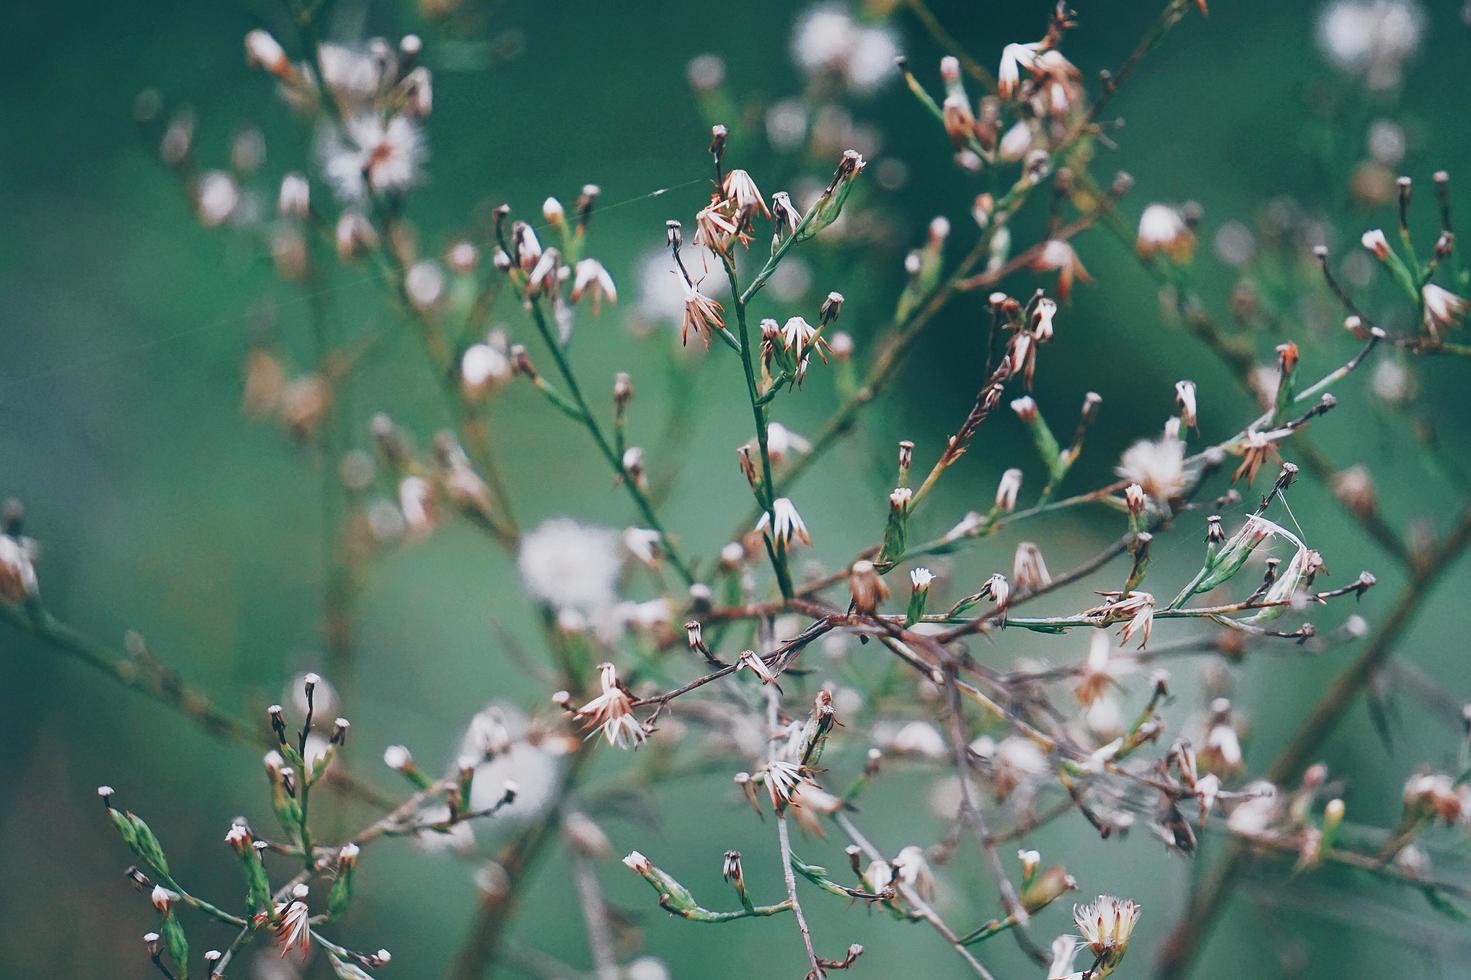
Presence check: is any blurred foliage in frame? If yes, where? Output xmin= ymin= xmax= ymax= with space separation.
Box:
xmin=3 ymin=0 xmax=1471 ymax=977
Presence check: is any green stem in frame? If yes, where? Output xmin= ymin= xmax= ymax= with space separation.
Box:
xmin=524 ymin=300 xmax=697 ymax=586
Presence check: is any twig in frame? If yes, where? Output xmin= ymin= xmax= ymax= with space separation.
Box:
xmin=1156 ymin=505 xmax=1471 ymax=977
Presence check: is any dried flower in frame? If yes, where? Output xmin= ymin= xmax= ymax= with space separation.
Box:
xmin=575 ymin=663 xmax=646 ymax=750
xmin=1072 ymin=895 xmax=1140 ymax=976
xmin=680 ymin=279 xmax=725 ymax=346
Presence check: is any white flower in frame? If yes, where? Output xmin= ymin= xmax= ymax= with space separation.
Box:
xmin=756 ymin=497 xmax=811 ymax=548
xmin=195 ymin=171 xmax=239 ymax=228
xmin=1116 ymin=432 xmax=1187 ymax=503
xmin=995 ymin=467 xmax=1023 ymax=512
xmin=792 ymin=6 xmax=857 ymax=77
xmin=575 ymin=662 xmax=646 ymax=749
xmin=889 ymin=720 xmax=948 ymax=760
xmin=844 ymin=25 xmax=900 ymax=94
xmin=517 ymin=518 xmax=621 ymax=613
xmin=764 ymin=423 xmax=811 ymax=465
xmin=405 ymin=260 xmax=445 ymax=311
xmin=634 ymin=245 xmax=719 ymax=327
xmin=1072 ymin=895 xmax=1140 ymax=976
xmin=893 ymin=845 xmax=935 ymax=900
xmin=1422 ymin=283 xmax=1468 ymax=337
xmin=319 ymin=114 xmax=426 ymax=202
xmin=459 ymin=705 xmax=560 ymax=819
xmin=461 ymin=343 xmax=512 ymax=397
xmin=997 ymin=42 xmax=1040 ymax=98
xmin=1361 ymin=227 xmax=1391 ymax=259
xmin=571 ymin=259 xmax=617 ymax=312
xmin=272 ymin=884 xmax=313 ymax=955
xmin=1137 ymin=204 xmax=1195 ymax=261
xmin=909 ymin=567 xmax=934 ymax=591
xmin=0 ymin=535 xmax=39 ymax=603
xmin=316 ymin=43 xmax=382 ymax=105
xmin=1315 ymin=0 xmax=1424 ymax=90
xmin=781 ymin=316 xmax=820 ymax=358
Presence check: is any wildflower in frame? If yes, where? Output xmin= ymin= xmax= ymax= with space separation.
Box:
xmin=1030 ymin=240 xmax=1092 ymax=300
xmin=737 ymin=649 xmax=781 ymax=687
xmin=1361 ymin=227 xmax=1391 ymax=260
xmin=910 ymin=567 xmax=934 ymax=592
xmin=556 ymin=256 xmax=616 ymax=316
xmin=320 ymin=114 xmax=426 ymax=202
xmin=893 ymin=846 xmax=936 ymax=901
xmin=1403 ymin=772 xmax=1470 ymax=825
xmin=524 ymin=247 xmax=561 ymax=297
xmin=679 ymin=279 xmax=725 ymax=346
xmin=334 ymin=210 xmax=378 ymax=261
xmin=195 ymin=171 xmax=239 ymax=227
xmin=1232 ymin=429 xmax=1282 ymax=485
xmin=943 ymin=93 xmax=977 ymax=148
xmin=1086 ymin=592 xmax=1155 ymax=649
xmin=988 ymin=735 xmax=1048 ymax=800
xmin=244 ymin=30 xmax=292 ymax=79
xmin=517 ymin=518 xmax=621 ymax=614
xmin=996 ymin=467 xmax=1023 ymax=512
xmin=1199 ymin=698 xmax=1244 ymax=777
xmin=1116 ymin=431 xmax=1187 ymax=503
xmin=461 ymin=343 xmax=512 ymax=399
xmin=978 ymin=573 xmax=1010 ymax=618
xmin=771 ymin=191 xmax=802 ymax=239
xmin=575 ymin=662 xmax=646 ymax=749
xmin=1032 ymin=297 xmax=1058 ymax=341
xmin=1074 ymin=630 xmax=1115 ymax=706
xmin=1332 ymin=465 xmax=1378 ymax=517
xmin=1032 ymin=49 xmax=1083 ymax=118
xmin=998 ymin=120 xmax=1033 ymax=162
xmin=1422 ymin=283 xmax=1468 ymax=336
xmin=273 ymin=884 xmax=313 ymax=956
xmin=764 ymin=760 xmax=805 ymax=811
xmin=721 ymin=169 xmax=768 ymax=219
xmin=316 ymin=43 xmax=382 ymax=106
xmin=1175 ymin=380 xmax=1198 ymax=429
xmin=887 ymin=721 xmax=947 ymax=760
xmin=278 ymin=172 xmax=310 ymax=218
xmin=0 ymin=534 xmax=39 ymax=603
xmin=757 ymin=497 xmax=810 ymax=549
xmin=406 ymin=260 xmax=445 ymax=311
xmin=150 ymin=885 xmax=179 ymax=914
xmin=997 ymin=42 xmax=1040 ymax=98
xmin=1013 ymin=541 xmax=1051 ymax=593
xmin=1316 ymin=0 xmax=1425 ymax=91
xmin=693 ymin=203 xmax=740 ymax=253
xmin=1137 ymin=204 xmax=1195 ymax=262
xmin=782 ymin=316 xmax=829 ymax=361
xmin=1072 ymin=895 xmax=1140 ymax=976
xmin=764 ymin=423 xmax=811 ymax=465
xmin=848 ymin=559 xmax=889 ymax=613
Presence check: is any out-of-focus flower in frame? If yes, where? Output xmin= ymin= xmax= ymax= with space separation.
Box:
xmin=1116 ymin=431 xmax=1187 ymax=503
xmin=518 ymin=518 xmax=621 ymax=614
xmin=1137 ymin=204 xmax=1195 ymax=262
xmin=320 ymin=114 xmax=426 ymax=202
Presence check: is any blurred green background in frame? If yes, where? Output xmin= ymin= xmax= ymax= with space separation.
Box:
xmin=4 ymin=0 xmax=1471 ymax=977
